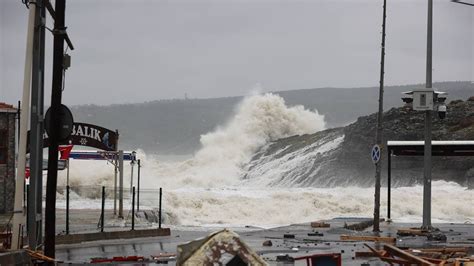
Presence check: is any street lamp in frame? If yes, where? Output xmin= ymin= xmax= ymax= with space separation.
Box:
xmin=401 ymin=88 xmax=447 ymax=229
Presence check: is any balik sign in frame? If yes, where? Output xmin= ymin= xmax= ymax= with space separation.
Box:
xmin=43 ymin=122 xmax=118 ymax=151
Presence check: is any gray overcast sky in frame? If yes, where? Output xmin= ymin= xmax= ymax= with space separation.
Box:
xmin=1 ymin=0 xmax=472 ymax=105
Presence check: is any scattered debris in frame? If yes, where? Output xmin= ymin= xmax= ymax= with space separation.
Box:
xmin=311 ymin=221 xmax=330 ymax=228
xmin=363 ymin=243 xmax=474 ymax=265
xmin=90 ymin=256 xmax=145 ymax=263
xmin=340 ymin=234 xmax=396 ymax=243
xmin=308 ymin=232 xmax=324 ymax=236
xmin=151 ymin=252 xmax=177 ymax=262
xmin=397 ymin=228 xmax=429 ymax=236
xmin=294 ymin=253 xmax=342 ymax=266
xmin=344 ymin=219 xmax=374 ymax=231
xmin=355 ymin=251 xmax=386 ymax=258
xmin=26 ymin=249 xmax=57 ymax=263
xmin=427 ymin=232 xmax=447 ymax=242
xmin=262 ymin=240 xmax=273 ymax=247
xmin=276 ymin=254 xmax=294 ymax=262
xmin=176 ymin=229 xmax=267 ymax=266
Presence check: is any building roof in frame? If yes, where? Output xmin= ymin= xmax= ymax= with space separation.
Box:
xmin=388 ymin=140 xmax=474 ymax=146
xmin=0 ymin=102 xmax=17 ymax=113
xmin=387 ymin=140 xmax=474 ymax=156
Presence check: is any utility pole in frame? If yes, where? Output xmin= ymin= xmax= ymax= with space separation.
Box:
xmin=373 ymin=0 xmax=387 ymax=232
xmin=44 ymin=0 xmax=66 ymax=258
xmin=119 ymin=150 xmax=124 ymax=218
xmin=28 ymin=0 xmax=46 ymax=250
xmin=422 ymin=0 xmax=433 ymax=230
xmin=11 ymin=0 xmax=36 ymax=250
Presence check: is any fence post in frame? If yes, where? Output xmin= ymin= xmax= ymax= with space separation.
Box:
xmin=137 ymin=159 xmax=140 ymax=212
xmin=100 ymin=186 xmax=105 ymax=232
xmin=131 ymin=186 xmax=135 ymax=231
xmin=66 ymin=185 xmax=70 ymax=235
xmin=159 ymin=187 xmax=162 ymax=229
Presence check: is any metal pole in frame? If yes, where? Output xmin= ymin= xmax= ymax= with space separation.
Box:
xmin=137 ymin=159 xmax=140 ymax=212
xmin=12 ymin=0 xmax=36 ymax=250
xmin=131 ymin=186 xmax=135 ymax=230
xmin=373 ymin=0 xmax=387 ymax=232
xmin=35 ymin=1 xmax=46 ymax=245
xmin=66 ymin=160 xmax=70 ymax=235
xmin=114 ymin=157 xmax=117 ymax=215
xmin=159 ymin=187 xmax=162 ymax=229
xmin=45 ymin=0 xmax=66 ymax=258
xmin=118 ymin=150 xmax=124 ymax=218
xmin=101 ymin=186 xmax=105 ymax=232
xmin=66 ymin=185 xmax=69 ymax=235
xmin=28 ymin=0 xmax=45 ymax=249
xmin=130 ymin=159 xmax=134 ymax=198
xmin=387 ymin=151 xmax=391 ymax=221
xmin=423 ymin=0 xmax=433 ymax=230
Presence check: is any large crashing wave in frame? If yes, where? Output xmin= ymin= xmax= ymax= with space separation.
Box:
xmin=57 ymin=93 xmax=474 ymax=226
xmin=61 ymin=93 xmax=326 ymax=189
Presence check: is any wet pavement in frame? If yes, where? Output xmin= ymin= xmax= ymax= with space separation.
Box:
xmin=55 ymin=217 xmax=474 ymax=265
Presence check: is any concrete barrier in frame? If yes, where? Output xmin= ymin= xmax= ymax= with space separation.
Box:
xmin=0 ymin=250 xmax=32 ymax=265
xmin=56 ymin=228 xmax=171 ymax=245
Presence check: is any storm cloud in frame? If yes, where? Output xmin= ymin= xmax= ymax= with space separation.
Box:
xmin=1 ymin=0 xmax=472 ymax=105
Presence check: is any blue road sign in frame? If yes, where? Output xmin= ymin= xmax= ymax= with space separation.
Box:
xmin=371 ymin=144 xmax=381 ymax=163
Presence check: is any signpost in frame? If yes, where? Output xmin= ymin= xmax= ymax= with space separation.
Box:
xmin=371 ymin=144 xmax=381 ymax=164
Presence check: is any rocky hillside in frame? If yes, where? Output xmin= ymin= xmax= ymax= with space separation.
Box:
xmin=70 ymin=81 xmax=472 ymax=154
xmin=244 ymin=96 xmax=474 ymax=187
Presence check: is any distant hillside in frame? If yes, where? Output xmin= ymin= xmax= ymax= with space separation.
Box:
xmin=70 ymin=81 xmax=473 ymax=154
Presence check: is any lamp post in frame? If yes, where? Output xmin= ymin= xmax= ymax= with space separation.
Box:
xmin=401 ymin=88 xmax=447 ymax=230
xmin=399 ymin=0 xmax=450 ymax=230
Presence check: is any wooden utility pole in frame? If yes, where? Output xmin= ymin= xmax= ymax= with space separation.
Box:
xmin=373 ymin=0 xmax=387 ymax=232
xmin=44 ymin=0 xmax=66 ymax=258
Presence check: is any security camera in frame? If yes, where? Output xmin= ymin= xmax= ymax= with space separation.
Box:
xmin=438 ymin=104 xmax=447 ymax=119
xmin=401 ymin=96 xmax=413 ymax=104
xmin=436 ymin=94 xmax=447 ymax=103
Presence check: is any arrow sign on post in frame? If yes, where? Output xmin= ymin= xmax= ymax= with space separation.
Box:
xmin=371 ymin=144 xmax=381 ymax=164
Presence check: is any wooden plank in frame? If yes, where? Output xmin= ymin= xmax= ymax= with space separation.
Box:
xmin=380 ymin=257 xmax=412 ymax=265
xmin=412 ymin=247 xmax=469 ymax=253
xmin=341 ymin=235 xmax=396 ymax=243
xmin=310 ymin=221 xmax=330 ymax=228
xmin=355 ymin=251 xmax=385 ymax=258
xmin=397 ymin=228 xmax=429 ymax=236
xmin=384 ymin=244 xmax=436 ymax=266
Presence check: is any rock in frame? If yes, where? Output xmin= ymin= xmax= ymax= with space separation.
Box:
xmin=245 ymin=94 xmax=474 ymax=187
xmin=283 ymin=234 xmax=295 ymax=239
xmin=427 ymin=232 xmax=447 ymax=242
xmin=276 ymin=254 xmax=294 ymax=262
xmin=262 ymin=240 xmax=272 ymax=247
xmin=468 ymin=96 xmax=474 ymax=101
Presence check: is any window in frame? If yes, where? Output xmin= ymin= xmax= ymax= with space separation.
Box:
xmin=0 ymin=130 xmax=7 ymax=164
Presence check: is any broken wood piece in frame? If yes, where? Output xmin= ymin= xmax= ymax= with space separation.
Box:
xmin=397 ymin=228 xmax=429 ymax=236
xmin=341 ymin=235 xmax=396 ymax=243
xmin=380 ymin=256 xmax=412 ymax=265
xmin=310 ymin=221 xmax=330 ymax=228
xmin=411 ymin=247 xmax=469 ymax=254
xmin=383 ymin=244 xmax=436 ymax=265
xmin=355 ymin=251 xmax=385 ymax=258
xmin=363 ymin=243 xmax=389 ymax=259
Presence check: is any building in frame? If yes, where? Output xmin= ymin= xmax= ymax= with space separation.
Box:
xmin=0 ymin=102 xmax=17 ymax=214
